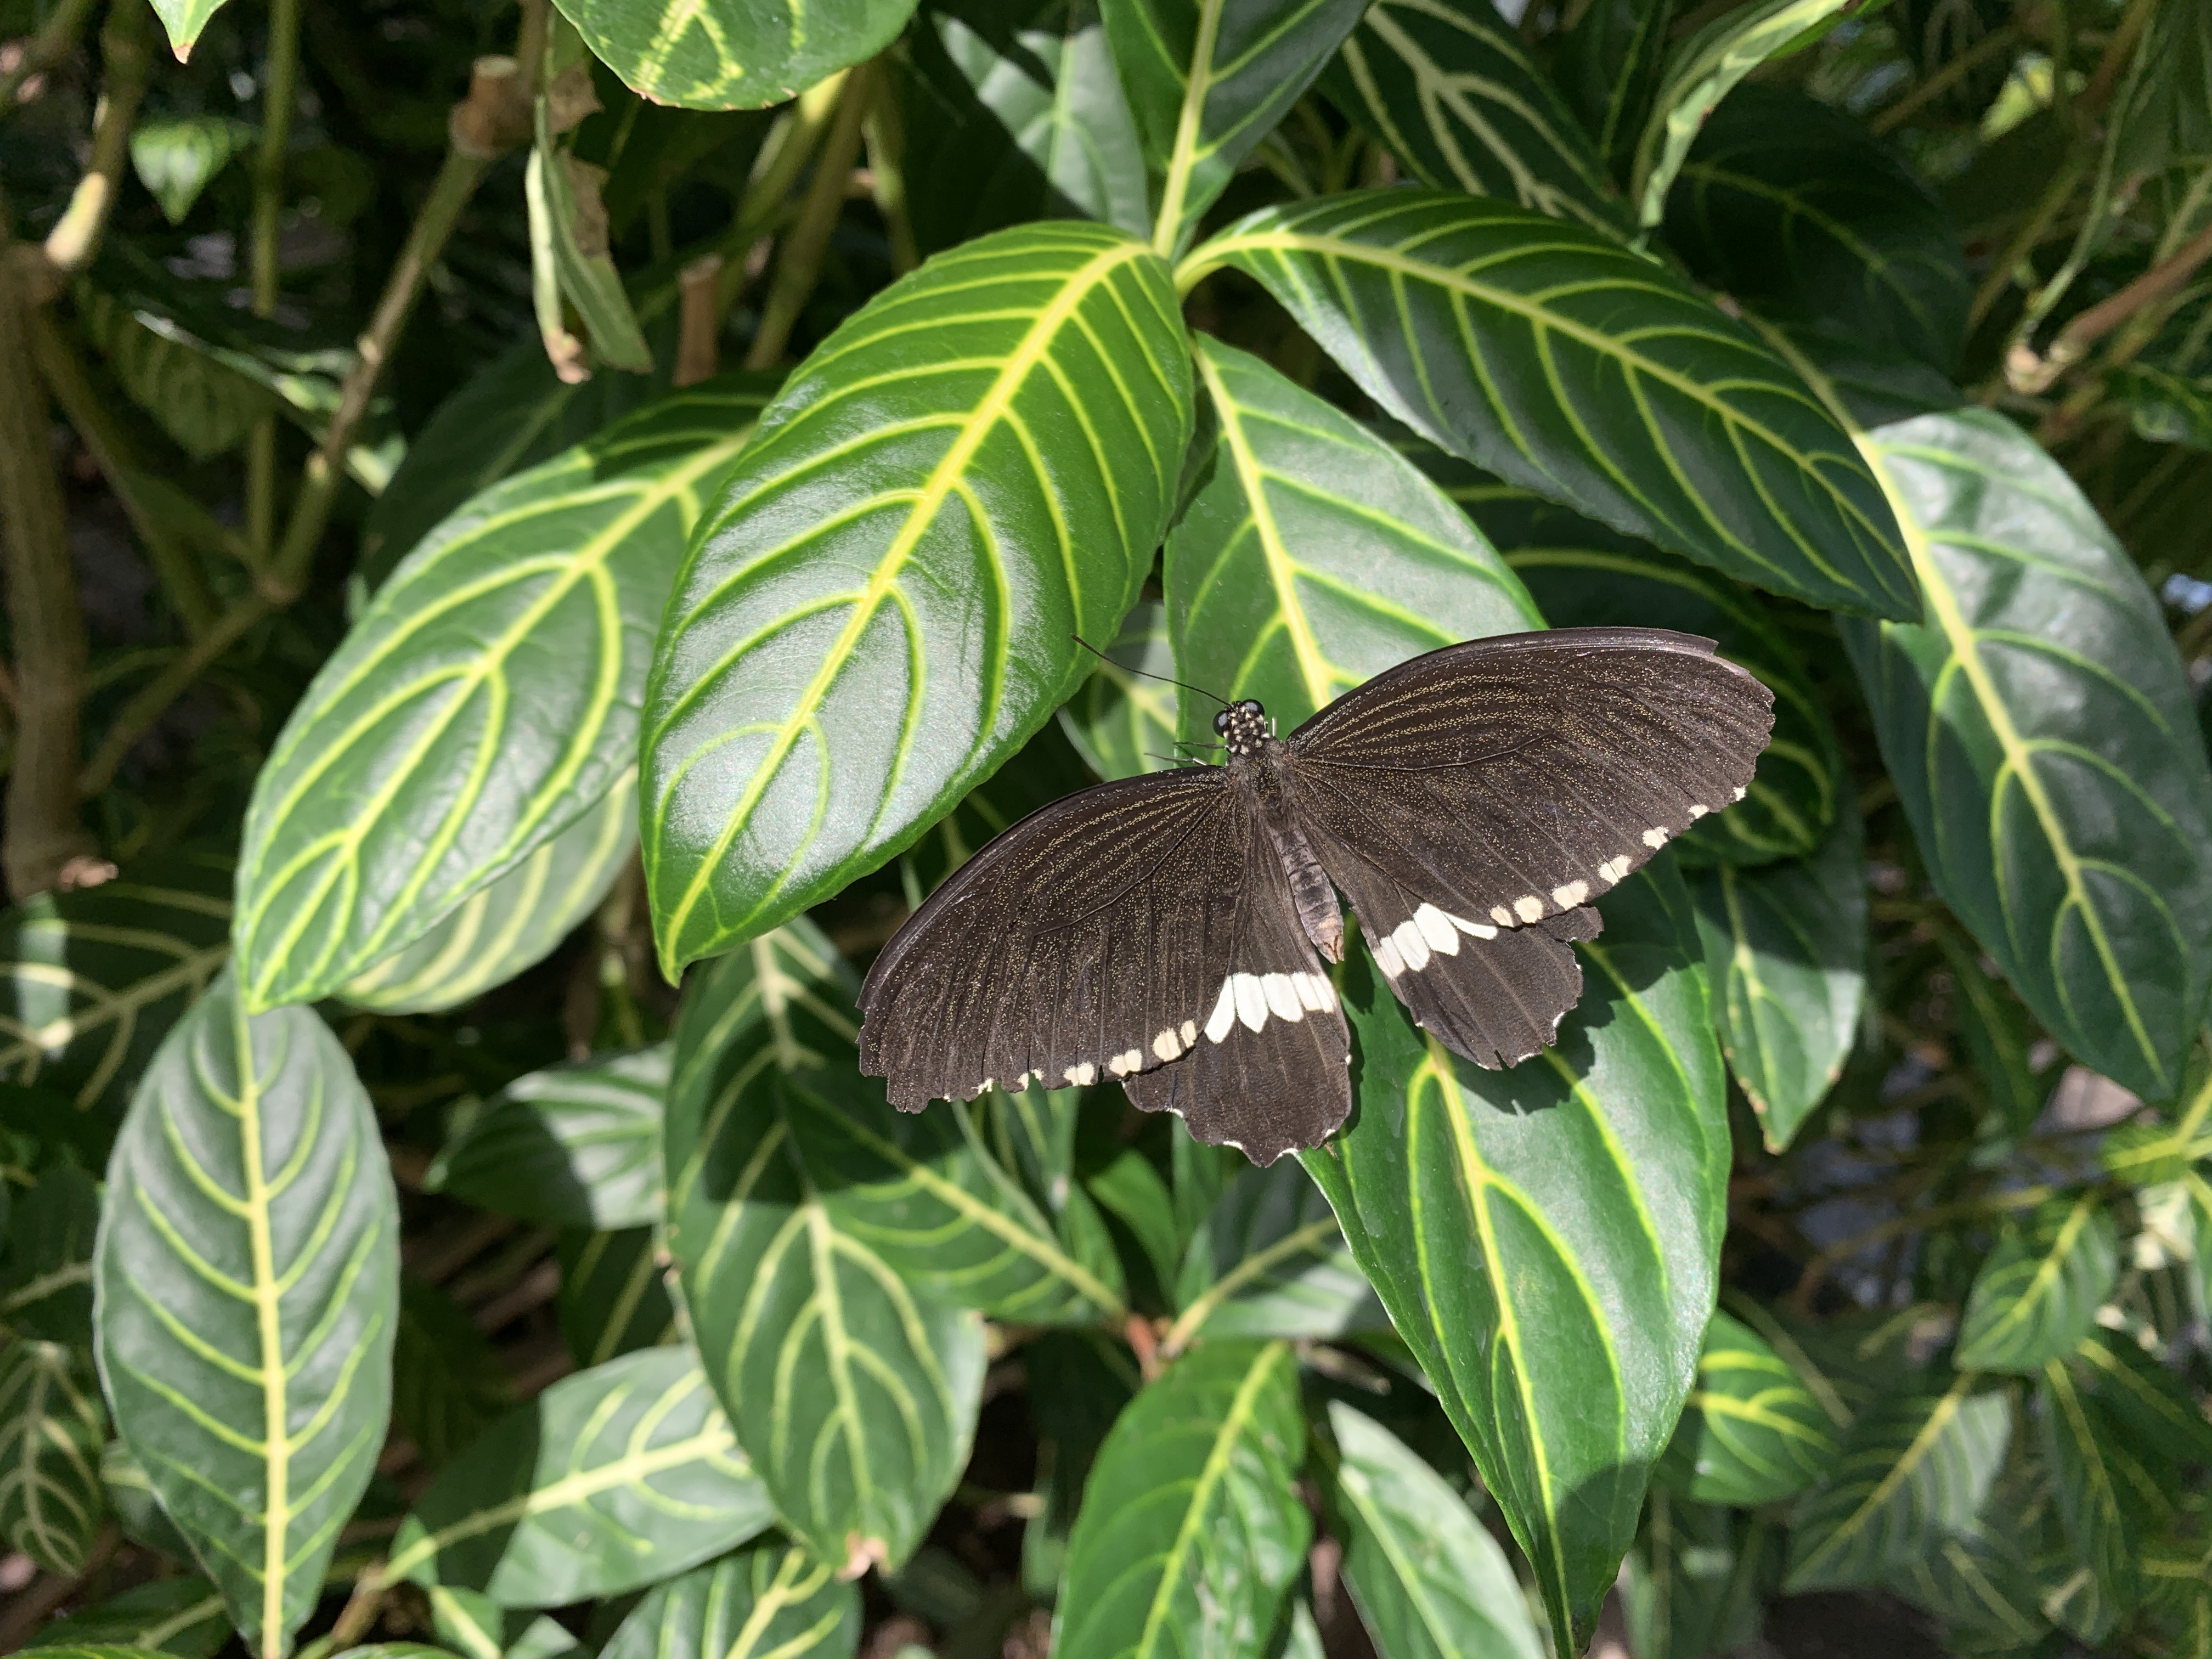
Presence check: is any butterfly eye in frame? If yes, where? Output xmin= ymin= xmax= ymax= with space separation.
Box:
xmin=1212 ymin=710 xmax=1230 ymax=733
xmin=1239 ymin=699 xmax=1262 ymax=715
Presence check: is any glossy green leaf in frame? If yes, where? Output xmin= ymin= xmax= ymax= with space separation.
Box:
xmin=42 ymin=1578 xmax=233 ymax=1659
xmin=1655 ymin=1310 xmax=1840 ymax=1506
xmin=1318 ymin=0 xmax=1629 ymax=237
xmin=95 ymin=970 xmax=397 ymax=1656
xmin=551 ymin=0 xmax=911 ymax=109
xmin=146 ymin=0 xmax=229 ymax=58
xmin=428 ymin=1045 xmax=667 ymax=1231
xmin=1188 ymin=191 xmax=1915 ymax=620
xmin=2038 ymin=1358 xmax=2148 ymax=1615
xmin=387 ymin=1346 xmax=772 ymax=1606
xmin=0 ymin=852 xmax=230 ymax=1130
xmin=1324 ymin=1402 xmax=1546 ymax=1659
xmin=1786 ymin=1376 xmax=2012 ymax=1591
xmin=130 ymin=117 xmax=257 ymax=224
xmin=1956 ymin=1195 xmax=2120 ymax=1374
xmin=600 ymin=1543 xmax=860 ymax=1659
xmin=1664 ymin=85 xmax=1970 ymax=373
xmin=0 ymin=1338 xmax=107 ymax=1573
xmin=893 ymin=718 xmax=1101 ymax=897
xmin=1805 ymin=395 xmax=2212 ymax=1103
xmin=1055 ymin=1341 xmax=1309 ymax=1659
xmin=336 ymin=780 xmax=637 ymax=1015
xmin=1058 ymin=599 xmax=1177 ymax=783
xmin=1 ymin=1162 xmax=100 ymax=1342
xmin=528 ymin=102 xmax=653 ymax=379
xmin=1103 ymin=0 xmax=1367 ymax=252
xmin=236 ymin=380 xmax=771 ymax=1013
xmin=1167 ymin=335 xmax=1540 ymax=742
xmin=1301 ymin=861 xmax=1726 ymax=1655
xmin=1165 ymin=1160 xmax=1382 ymax=1352
xmin=392 ymin=1277 xmax=512 ymax=1473
xmin=1554 ymin=0 xmax=1672 ymax=180
xmin=556 ymin=1228 xmax=680 ymax=1366
xmin=1689 ymin=811 xmax=1868 ymax=1152
xmin=1627 ymin=0 xmax=1855 ymax=229
xmin=642 ymin=223 xmax=1191 ymax=973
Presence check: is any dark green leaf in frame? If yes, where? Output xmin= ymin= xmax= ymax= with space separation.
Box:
xmin=101 ymin=1440 xmax=191 ymax=1559
xmin=392 ymin=1277 xmax=512 ymax=1473
xmin=1058 ymin=600 xmax=1177 ymax=783
xmin=2071 ymin=1327 xmax=2212 ymax=1479
xmin=41 ymin=1578 xmax=233 ymax=1659
xmin=1 ymin=1163 xmax=99 ymax=1342
xmin=599 ymin=1543 xmax=860 ymax=1659
xmin=2038 ymin=1358 xmax=2148 ymax=1615
xmin=1894 ymin=1522 xmax=2049 ymax=1654
xmin=1554 ymin=0 xmax=1672 ymax=180
xmin=556 ymin=1228 xmax=680 ymax=1367
xmin=1956 ymin=1195 xmax=2120 ymax=1374
xmin=552 ymin=0 xmax=914 ymax=109
xmin=1655 ymin=1310 xmax=1840 ymax=1506
xmin=1082 ymin=1148 xmax=1182 ymax=1296
xmin=428 ymin=1046 xmax=668 ymax=1231
xmin=642 ymin=223 xmax=1192 ymax=972
xmin=1189 ymin=191 xmax=1915 ymax=619
xmin=0 ymin=1337 xmax=106 ymax=1573
xmin=1166 ymin=1160 xmax=1382 ymax=1351
xmin=1939 ymin=930 xmax=2056 ymax=1143
xmin=1621 ymin=1493 xmax=1754 ymax=1659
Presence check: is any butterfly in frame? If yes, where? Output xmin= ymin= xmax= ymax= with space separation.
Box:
xmin=857 ymin=627 xmax=1774 ymax=1165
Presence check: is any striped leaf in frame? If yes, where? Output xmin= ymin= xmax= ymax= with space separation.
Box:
xmin=1318 ymin=0 xmax=1630 ymax=238
xmin=0 ymin=1338 xmax=108 ymax=1573
xmin=1956 ymin=1195 xmax=2120 ymax=1375
xmin=428 ymin=1045 xmax=668 ymax=1231
xmin=1187 ymin=191 xmax=1916 ymax=620
xmin=1655 ymin=1310 xmax=1840 ymax=1506
xmin=1055 ymin=1341 xmax=1310 ymax=1659
xmin=0 ymin=852 xmax=230 ymax=1131
xmin=1786 ymin=1376 xmax=2012 ymax=1591
xmin=1689 ymin=811 xmax=1868 ymax=1153
xmin=387 ymin=1347 xmax=771 ymax=1606
xmin=556 ymin=1228 xmax=680 ymax=1366
xmin=1554 ymin=0 xmax=1672 ymax=180
xmin=1102 ymin=0 xmax=1368 ymax=253
xmin=2 ymin=1163 xmax=100 ymax=1342
xmin=338 ymin=777 xmax=636 ymax=1015
xmin=1895 ymin=1524 xmax=2048 ymax=1654
xmin=236 ymin=379 xmax=773 ymax=1013
xmin=96 ymin=969 xmax=398 ymax=1656
xmin=2038 ymin=1358 xmax=2156 ymax=1617
xmin=2071 ymin=1327 xmax=2212 ymax=1477
xmin=1165 ymin=1160 xmax=1383 ymax=1353
xmin=42 ymin=1578 xmax=234 ymax=1658
xmin=600 ymin=1543 xmax=860 ymax=1659
xmin=642 ymin=223 xmax=1191 ymax=973
xmin=1810 ymin=399 xmax=2212 ymax=1102
xmin=1324 ymin=1402 xmax=1547 ymax=1659
xmin=1664 ymin=86 xmax=1970 ymax=374
xmin=552 ymin=0 xmax=911 ymax=109
xmin=1301 ymin=860 xmax=1726 ymax=1655
xmin=146 ymin=0 xmax=229 ymax=57
xmin=1167 ymin=335 xmax=1541 ymax=745
xmin=392 ymin=1278 xmax=511 ymax=1475
xmin=1058 ymin=600 xmax=1178 ymax=784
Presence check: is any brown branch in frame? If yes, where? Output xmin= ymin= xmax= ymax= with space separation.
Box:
xmin=742 ymin=64 xmax=873 ymax=373
xmin=673 ymin=254 xmax=722 ymax=387
xmin=40 ymin=0 xmax=154 ymax=276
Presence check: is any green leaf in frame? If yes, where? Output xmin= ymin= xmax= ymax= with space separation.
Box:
xmin=642 ymin=223 xmax=1192 ymax=972
xmin=1955 ymin=1195 xmax=2121 ymax=1374
xmin=1102 ymin=0 xmax=1368 ymax=253
xmin=1166 ymin=1160 xmax=1382 ymax=1352
xmin=1187 ymin=191 xmax=1915 ymax=620
xmin=2038 ymin=1358 xmax=2148 ymax=1615
xmin=1318 ymin=0 xmax=1630 ymax=238
xmin=1627 ymin=0 xmax=1856 ymax=229
xmin=392 ymin=1277 xmax=512 ymax=1473
xmin=1300 ymin=860 xmax=1726 ymax=1655
xmin=1939 ymin=929 xmax=2057 ymax=1143
xmin=1166 ymin=335 xmax=1541 ymax=741
xmin=0 ymin=851 xmax=230 ymax=1131
xmin=235 ymin=379 xmax=770 ymax=1013
xmin=1894 ymin=1523 xmax=2049 ymax=1654
xmin=1 ymin=1162 xmax=100 ymax=1342
xmin=1655 ymin=1310 xmax=1841 ymax=1506
xmin=1663 ymin=86 xmax=1970 ymax=374
xmin=129 ymin=116 xmax=257 ymax=224
xmin=428 ymin=1045 xmax=668 ymax=1231
xmin=1786 ymin=1376 xmax=2012 ymax=1592
xmin=42 ymin=1578 xmax=234 ymax=1658
xmin=146 ymin=0 xmax=229 ymax=58
xmin=1554 ymin=0 xmax=1672 ymax=181
xmin=528 ymin=101 xmax=653 ymax=379
xmin=95 ymin=969 xmax=397 ymax=1656
xmin=1324 ymin=1402 xmax=1547 ymax=1659
xmin=1621 ymin=1492 xmax=1753 ymax=1659
xmin=599 ymin=1543 xmax=860 ymax=1659
xmin=2070 ymin=1327 xmax=2212 ymax=1479
xmin=1082 ymin=1148 xmax=1182 ymax=1297
xmin=1055 ymin=1341 xmax=1310 ymax=1659
xmin=1058 ymin=599 xmax=1178 ymax=783
xmin=1805 ymin=395 xmax=2212 ymax=1103
xmin=556 ymin=1228 xmax=680 ymax=1366
xmin=0 ymin=1337 xmax=108 ymax=1573
xmin=551 ymin=0 xmax=913 ymax=109
xmin=386 ymin=1346 xmax=772 ymax=1606
xmin=2108 ymin=364 xmax=2212 ymax=453
xmin=336 ymin=780 xmax=637 ymax=1015
xmin=1689 ymin=811 xmax=1868 ymax=1152
xmin=101 ymin=1440 xmax=192 ymax=1559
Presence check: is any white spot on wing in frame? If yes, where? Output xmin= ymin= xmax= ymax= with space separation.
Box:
xmin=1731 ymin=784 xmax=1747 ymax=802
xmin=1374 ymin=936 xmax=1406 ymax=978
xmin=1391 ymin=918 xmax=1431 ymax=973
xmin=1513 ymin=894 xmax=1545 ymax=923
xmin=1688 ymin=803 xmax=1709 ymax=819
xmin=1153 ymin=1029 xmax=1183 ymax=1062
xmin=1064 ymin=1062 xmax=1096 ymax=1086
xmin=1449 ymin=912 xmax=1498 ymax=939
xmin=1108 ymin=1052 xmax=1133 ymax=1077
xmin=1261 ymin=973 xmax=1305 ymax=1022
xmin=1597 ymin=856 xmax=1630 ymax=884
xmin=1643 ymin=826 xmax=1668 ymax=849
xmin=1233 ymin=972 xmax=1268 ymax=1032
xmin=1181 ymin=1019 xmax=1197 ymax=1045
xmin=1490 ymin=905 xmax=1513 ymax=926
xmin=1414 ymin=903 xmax=1459 ymax=955
xmin=1205 ymin=979 xmax=1238 ymax=1044
xmin=1295 ymin=972 xmax=1330 ymax=1011
xmin=1551 ymin=880 xmax=1589 ymax=909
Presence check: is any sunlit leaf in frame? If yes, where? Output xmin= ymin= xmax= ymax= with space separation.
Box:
xmin=1166 ymin=1160 xmax=1383 ymax=1352
xmin=1956 ymin=1195 xmax=2120 ymax=1375
xmin=428 ymin=1045 xmax=668 ymax=1231
xmin=599 ymin=1542 xmax=859 ymax=1659
xmin=552 ymin=0 xmax=913 ymax=109
xmin=0 ymin=1338 xmax=107 ymax=1573
xmin=1656 ymin=1310 xmax=1841 ymax=1506
xmin=146 ymin=0 xmax=230 ymax=58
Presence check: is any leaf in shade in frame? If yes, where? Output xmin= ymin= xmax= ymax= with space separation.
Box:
xmin=1166 ymin=1160 xmax=1384 ymax=1353
xmin=1663 ymin=85 xmax=1970 ymax=374
xmin=1102 ymin=0 xmax=1369 ymax=252
xmin=1689 ymin=810 xmax=1868 ymax=1152
xmin=1054 ymin=1341 xmax=1310 ymax=1659
xmin=556 ymin=1228 xmax=680 ymax=1367
xmin=1894 ymin=1522 xmax=2049 ymax=1655
xmin=1938 ymin=929 xmax=2057 ymax=1142
xmin=1302 ymin=861 xmax=1727 ymax=1655
xmin=1167 ymin=335 xmax=1541 ymax=746
xmin=1324 ymin=1402 xmax=1547 ymax=1659
xmin=2108 ymin=364 xmax=2212 ymax=453
xmin=2070 ymin=1327 xmax=2212 ymax=1481
xmin=551 ymin=0 xmax=915 ymax=109
xmin=234 ymin=380 xmax=770 ymax=1013
xmin=599 ymin=1543 xmax=860 ymax=1659
xmin=129 ymin=117 xmax=257 ymax=224
xmin=1 ymin=1162 xmax=100 ymax=1342
xmin=386 ymin=1347 xmax=772 ymax=1607
xmin=101 ymin=1440 xmax=192 ymax=1559
xmin=41 ymin=1577 xmax=234 ymax=1659
xmin=1786 ymin=1376 xmax=2012 ymax=1591
xmin=95 ymin=969 xmax=398 ymax=1657
xmin=1188 ymin=191 xmax=1915 ymax=619
xmin=1655 ymin=1310 xmax=1841 ymax=1506
xmin=1622 ymin=1492 xmax=1754 ymax=1659
xmin=0 ymin=1338 xmax=108 ymax=1573
xmin=2038 ymin=1357 xmax=2154 ymax=1616
xmin=428 ymin=1045 xmax=668 ymax=1231
xmin=1058 ymin=600 xmax=1178 ymax=783
xmin=1955 ymin=1195 xmax=2120 ymax=1375
xmin=1318 ymin=0 xmax=1630 ymax=237
xmin=1553 ymin=0 xmax=1672 ymax=180
xmin=392 ymin=1277 xmax=512 ymax=1474
xmin=642 ymin=223 xmax=1192 ymax=974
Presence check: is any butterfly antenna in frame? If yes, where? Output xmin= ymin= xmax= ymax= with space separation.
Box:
xmin=1071 ymin=633 xmax=1229 ymax=709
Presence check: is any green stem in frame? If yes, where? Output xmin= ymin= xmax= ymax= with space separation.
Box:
xmin=77 ymin=596 xmax=273 ymax=798
xmin=245 ymin=0 xmax=303 ymax=560
xmin=1966 ymin=153 xmax=2087 ymax=334
xmin=741 ymin=64 xmax=871 ymax=372
xmin=712 ymin=72 xmax=848 ymax=317
xmin=862 ymin=77 xmax=917 ymax=275
xmin=1867 ymin=22 xmax=2021 ymax=136
xmin=40 ymin=0 xmax=154 ymax=275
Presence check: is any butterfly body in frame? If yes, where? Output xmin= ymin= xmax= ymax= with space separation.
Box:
xmin=857 ymin=628 xmax=1775 ymax=1165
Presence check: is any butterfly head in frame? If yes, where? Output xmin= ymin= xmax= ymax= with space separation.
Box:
xmin=1212 ymin=698 xmax=1271 ymax=758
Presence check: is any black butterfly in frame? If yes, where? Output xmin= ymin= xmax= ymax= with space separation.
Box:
xmin=857 ymin=628 xmax=1774 ymax=1165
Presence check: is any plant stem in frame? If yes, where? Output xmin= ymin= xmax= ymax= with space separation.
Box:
xmin=78 ymin=595 xmax=273 ymax=796
xmin=673 ymin=253 xmax=721 ymax=386
xmin=742 ymin=64 xmax=871 ymax=373
xmin=1868 ymin=22 xmax=2020 ymax=136
xmin=0 ymin=0 xmax=98 ymax=111
xmin=1966 ymin=152 xmax=2087 ymax=334
xmin=862 ymin=77 xmax=917 ymax=276
xmin=245 ymin=0 xmax=303 ymax=560
xmin=39 ymin=0 xmax=154 ymax=276
xmin=713 ymin=72 xmax=848 ymax=317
